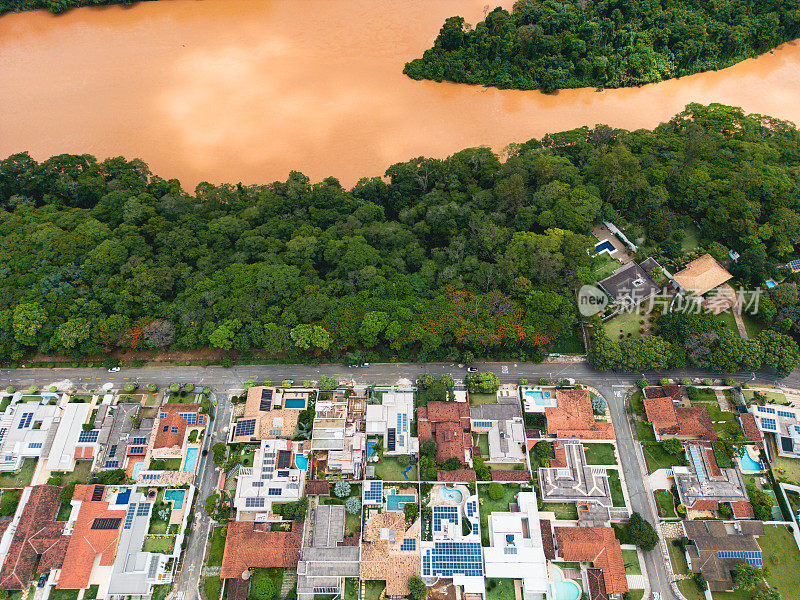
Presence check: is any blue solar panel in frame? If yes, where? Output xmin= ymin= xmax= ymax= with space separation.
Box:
xmin=465 ymin=500 xmax=477 ymax=517
xmin=78 ymin=430 xmax=99 ymax=443
xmin=364 ymin=480 xmax=383 ymax=503
xmin=433 ymin=506 xmax=459 ymax=533
xmin=109 ymin=445 xmax=117 ymax=458
xmin=17 ymin=413 xmax=33 ymax=429
xmin=137 ymin=503 xmax=151 ymax=517
xmin=422 ymin=542 xmax=483 ymax=577
xmin=689 ymin=446 xmax=706 ymax=483
xmin=472 ymin=523 xmax=479 ymax=534
xmin=124 ymin=504 xmax=137 ymax=529
xmin=759 ymin=407 xmax=776 ymax=414
xmin=761 ymin=418 xmax=777 ymax=431
xmin=105 ymin=460 xmax=119 ymax=468
xmin=235 ymin=419 xmax=256 ymax=437
xmin=778 ymin=410 xmax=795 ymax=419
xmin=179 ymin=413 xmax=198 ymax=425
xmin=132 ymin=437 xmax=146 ymax=445
xmin=790 ymin=259 xmax=800 ymax=270
xmin=400 ymin=539 xmax=416 ymax=551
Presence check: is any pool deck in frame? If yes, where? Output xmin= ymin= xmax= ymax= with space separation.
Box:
xmin=591 ymin=224 xmax=633 ymax=264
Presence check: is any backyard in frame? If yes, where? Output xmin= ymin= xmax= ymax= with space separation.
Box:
xmin=0 ymin=458 xmax=37 ymax=488
xmin=58 ymin=460 xmax=93 ymax=486
xmin=761 ymin=524 xmax=800 ymax=598
xmin=469 ymin=392 xmax=497 ymax=406
xmin=486 ymin=578 xmax=516 ymax=600
xmin=773 ymin=456 xmax=800 ymax=485
xmin=142 ymin=535 xmax=175 ymax=553
xmin=478 ymin=484 xmax=519 ymax=545
xmin=603 ymin=309 xmax=648 ymax=341
xmin=203 ymin=577 xmax=222 ymax=600
xmin=373 ymin=456 xmax=417 ymax=481
xmin=608 ymin=471 xmax=626 ymax=507
xmin=642 ymin=443 xmax=686 ymax=473
xmin=473 ymin=433 xmax=490 ymax=458
xmin=583 ymin=443 xmax=617 ymax=465
xmin=655 ymin=490 xmax=676 ymax=518
xmin=364 ymin=580 xmax=385 ymax=600
xmin=249 ymin=568 xmax=283 ymax=600
xmin=634 ymin=421 xmax=656 ymax=443
xmin=743 ymin=388 xmax=789 ymax=405
xmin=544 ymin=502 xmax=578 ymax=520
xmin=344 ymin=578 xmax=358 ymax=600
xmin=207 ymin=525 xmax=227 ymax=566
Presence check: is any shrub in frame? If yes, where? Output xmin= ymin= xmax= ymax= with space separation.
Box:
xmin=319 ymin=375 xmax=337 ymax=391
xmin=441 ymin=458 xmax=461 ymax=471
xmin=692 ymin=572 xmax=706 ymax=592
xmin=718 ymin=503 xmax=733 ymax=519
xmin=169 ymin=383 xmax=180 ymax=392
xmin=281 ymin=380 xmax=292 ymax=388
xmin=211 ymin=443 xmax=226 ymax=465
xmin=333 ymin=481 xmax=351 ymax=498
xmin=539 ymin=377 xmax=550 ymax=385
xmin=420 ymin=440 xmax=436 ymax=458
xmin=702 ymin=378 xmax=713 ymax=386
xmin=622 ymin=512 xmax=658 ymax=551
xmin=147 ymin=383 xmax=158 ymax=392
xmin=48 ymin=385 xmax=57 ymax=393
xmin=662 ymin=438 xmax=684 ymax=456
xmin=123 ymin=382 xmax=136 ymax=393
xmin=204 ymin=494 xmax=218 ymax=515
xmin=221 ymin=356 xmax=234 ymax=368
xmin=302 ymin=380 xmax=313 ymax=388
xmin=28 ymin=386 xmax=38 ymax=394
xmin=404 ymin=502 xmax=419 ymax=523
xmin=184 ymin=383 xmax=194 ymax=393
xmin=725 ymin=378 xmax=737 ymax=387
xmin=680 ymin=378 xmax=692 ymax=386
xmin=203 ymin=386 xmax=212 ymax=394
xmin=591 ymin=396 xmax=608 ymax=414
xmin=407 ymin=576 xmax=427 ymax=600
xmin=397 ymin=454 xmax=412 ymax=467
xmin=637 ymin=379 xmax=649 ymax=389
xmin=243 ymin=380 xmax=256 ymax=390
xmin=676 ymin=504 xmax=686 ymax=516
xmin=250 ymin=572 xmax=277 ymax=600
xmin=659 ymin=378 xmax=670 ymax=386
xmin=345 ymin=497 xmax=361 ymax=515
xmin=5 ymin=387 xmax=14 ymax=394
xmin=519 ymin=378 xmax=528 ymax=385
xmin=487 ymin=482 xmax=504 ymax=500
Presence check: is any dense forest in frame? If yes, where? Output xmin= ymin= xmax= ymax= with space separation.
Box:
xmin=0 ymin=0 xmax=152 ymax=16
xmin=404 ymin=0 xmax=800 ymax=92
xmin=0 ymin=104 xmax=799 ymax=373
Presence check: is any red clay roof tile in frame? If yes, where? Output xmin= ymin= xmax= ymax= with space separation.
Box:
xmin=220 ymin=521 xmax=302 ymax=579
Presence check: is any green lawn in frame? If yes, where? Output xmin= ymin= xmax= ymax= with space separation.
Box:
xmin=0 ymin=489 xmax=22 ymax=517
xmin=486 ymin=578 xmax=516 ymax=600
xmin=622 ymin=549 xmax=641 ymax=575
xmin=69 ymin=394 xmax=92 ymax=403
xmin=373 ymin=456 xmax=417 ymax=481
xmin=344 ymin=578 xmax=358 ymax=600
xmin=608 ymin=470 xmax=626 ymax=507
xmin=742 ymin=312 xmax=766 ymax=338
xmin=545 ymin=502 xmax=578 ymax=520
xmin=603 ymin=309 xmax=647 ymax=341
xmin=473 ymin=433 xmax=490 ymax=457
xmin=629 ymin=390 xmax=645 ymax=415
xmin=689 ymin=388 xmax=718 ymax=404
xmin=628 ymin=590 xmax=644 ymax=600
xmin=668 ymin=540 xmax=689 ymax=575
xmin=772 ymin=456 xmax=800 ymax=485
xmin=151 ymin=584 xmax=170 ymax=600
xmin=761 ymin=524 xmax=800 ymax=598
xmin=583 ymin=443 xmax=617 ymax=465
xmin=678 ymin=580 xmax=703 ymax=600
xmin=743 ymin=389 xmax=789 ymax=405
xmin=786 ymin=490 xmax=800 ymax=515
xmin=59 ymin=460 xmax=93 ymax=486
xmin=713 ymin=311 xmax=740 ymax=338
xmin=143 ymin=536 xmax=175 ymax=553
xmin=469 ymin=392 xmax=498 ymax=406
xmin=346 ymin=511 xmax=361 ymax=537
xmin=204 ymin=577 xmax=222 ymax=600
xmin=634 ymin=420 xmax=656 ymax=442
xmin=655 ymin=490 xmax=676 ymax=518
xmin=479 ymin=484 xmax=519 ymax=544
xmin=0 ymin=458 xmax=37 ymax=487
xmin=594 ymin=259 xmax=622 ymax=281
xmin=643 ymin=443 xmax=686 ymax=473
xmin=364 ymin=580 xmax=385 ymax=600
xmin=207 ymin=526 xmax=227 ymax=566
xmin=50 ymin=590 xmax=80 ymax=600
xmin=681 ymin=224 xmax=701 ymax=253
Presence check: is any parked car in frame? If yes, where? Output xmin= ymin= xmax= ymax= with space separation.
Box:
xmin=361 ymin=362 xmax=370 ymax=367
xmin=466 ymin=367 xmax=478 ymax=373
xmin=107 ymin=366 xmax=121 ymax=372
xmin=38 ymin=574 xmax=48 ymax=588
xmin=285 ymin=379 xmax=294 ymax=385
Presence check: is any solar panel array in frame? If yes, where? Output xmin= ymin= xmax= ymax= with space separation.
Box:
xmin=91 ymin=517 xmax=121 ymax=530
xmin=137 ymin=503 xmax=151 ymax=517
xmin=717 ymin=550 xmax=763 ymax=566
xmin=124 ymin=504 xmax=137 ymax=529
xmin=109 ymin=445 xmax=117 ymax=458
xmin=433 ymin=506 xmax=459 ymax=533
xmin=105 ymin=460 xmax=119 ymax=468
xmin=78 ymin=430 xmax=99 ymax=443
xmin=689 ymin=446 xmax=706 ymax=483
xmin=28 ymin=442 xmax=42 ymax=449
xmin=364 ymin=480 xmax=383 ymax=504
xmin=129 ymin=446 xmax=145 ymax=455
xmin=236 ymin=419 xmax=256 ymax=437
xmin=147 ymin=556 xmax=160 ymax=579
xmin=759 ymin=407 xmax=776 ymax=414
xmin=790 ymin=259 xmax=800 ymax=271
xmin=778 ymin=410 xmax=795 ymax=419
xmin=422 ymin=542 xmax=483 ymax=577
xmin=471 ymin=523 xmax=479 ymax=534
xmin=761 ymin=418 xmax=777 ymax=431
xmin=132 ymin=437 xmax=146 ymax=445
xmin=465 ymin=500 xmax=477 ymax=518
xmin=400 ymin=539 xmax=416 ymax=552
xmin=180 ymin=413 xmax=198 ymax=425
xmin=17 ymin=413 xmax=33 ymax=429
xmin=92 ymin=485 xmax=105 ymax=501
xmin=245 ymin=497 xmax=266 ymax=508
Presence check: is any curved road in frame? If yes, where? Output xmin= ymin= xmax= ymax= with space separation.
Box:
xmin=1 ymin=362 xmax=797 ymax=600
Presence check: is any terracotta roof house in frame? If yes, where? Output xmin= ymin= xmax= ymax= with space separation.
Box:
xmin=731 ymin=501 xmax=755 ymax=519
xmin=587 ymin=568 xmax=609 ymax=600
xmin=738 ymin=413 xmax=763 ymax=443
xmin=0 ymin=486 xmax=69 ymax=591
xmin=152 ymin=403 xmax=206 ymax=452
xmin=642 ymin=387 xmax=714 ymax=441
xmin=417 ymin=401 xmax=472 ymax=463
xmin=683 ymin=520 xmax=765 ymax=592
xmin=490 ymin=470 xmax=531 ymax=482
xmin=554 ymin=526 xmax=628 ymax=596
xmin=360 ymin=506 xmax=421 ymax=596
xmin=545 ymin=390 xmax=613 ymax=440
xmin=57 ymin=484 xmax=126 ymax=590
xmin=436 ymin=469 xmax=476 ymax=482
xmin=673 ymin=253 xmax=733 ymax=296
xmin=220 ymin=521 xmax=303 ymax=579
xmin=539 ymin=519 xmax=555 ymax=560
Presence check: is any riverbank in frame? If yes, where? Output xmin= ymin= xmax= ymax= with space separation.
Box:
xmin=0 ymin=0 xmax=155 ymax=17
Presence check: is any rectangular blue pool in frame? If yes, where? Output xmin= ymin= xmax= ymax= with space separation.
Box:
xmin=386 ymin=493 xmax=415 ymax=512
xmin=183 ymin=447 xmax=199 ymax=471
xmin=164 ymin=488 xmax=186 ymax=509
xmin=284 ymin=397 xmax=307 ymax=409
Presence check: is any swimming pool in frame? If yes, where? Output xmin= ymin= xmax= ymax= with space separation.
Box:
xmin=284 ymin=397 xmax=307 ymax=409
xmin=594 ymin=240 xmax=615 ymax=254
xmin=524 ymin=389 xmax=556 ymax=407
xmin=438 ymin=487 xmax=463 ymax=504
xmin=765 ymin=279 xmax=777 ymax=289
xmin=367 ymin=441 xmax=377 ymax=458
xmin=164 ymin=489 xmax=186 ymax=510
xmin=183 ymin=447 xmax=199 ymax=471
xmin=551 ymin=568 xmax=581 ymax=600
xmin=132 ymin=461 xmax=144 ymax=479
xmin=738 ymin=449 xmax=762 ymax=472
xmin=386 ymin=493 xmax=415 ymax=512
xmin=295 ymin=454 xmax=308 ymax=470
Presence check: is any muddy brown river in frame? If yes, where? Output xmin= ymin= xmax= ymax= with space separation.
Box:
xmin=1 ymin=0 xmax=800 ymax=188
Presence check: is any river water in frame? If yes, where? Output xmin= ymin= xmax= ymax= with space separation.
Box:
xmin=1 ymin=0 xmax=800 ymax=189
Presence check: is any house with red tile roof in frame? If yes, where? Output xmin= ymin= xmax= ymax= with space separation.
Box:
xmin=738 ymin=413 xmax=763 ymax=444
xmin=417 ymin=401 xmax=472 ymax=464
xmin=152 ymin=403 xmax=206 ymax=455
xmin=220 ymin=520 xmax=303 ymax=580
xmin=0 ymin=485 xmax=69 ymax=591
xmin=554 ymin=526 xmax=628 ymax=596
xmin=56 ymin=484 xmax=125 ymax=590
xmin=642 ymin=387 xmax=714 ymax=441
xmin=436 ymin=469 xmax=476 ymax=482
xmin=545 ymin=390 xmax=614 ymax=440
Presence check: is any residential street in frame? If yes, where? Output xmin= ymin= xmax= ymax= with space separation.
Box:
xmin=1 ymin=361 xmax=797 ymax=600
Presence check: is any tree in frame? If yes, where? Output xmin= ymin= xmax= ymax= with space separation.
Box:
xmin=623 ymin=512 xmax=658 ymax=551
xmin=0 ymin=490 xmax=20 ymax=517
xmin=591 ymin=396 xmax=608 ymax=414
xmin=13 ymin=302 xmax=47 ymax=346
xmin=662 ymin=438 xmax=684 ymax=456
xmin=407 ymin=576 xmax=428 ymax=600
xmin=420 ymin=440 xmax=436 ymax=458
xmin=333 ymin=480 xmax=351 ymax=498
xmin=465 ymin=372 xmax=500 ymax=394
xmin=404 ymin=502 xmax=419 ymax=523
xmin=204 ymin=494 xmax=218 ymax=515
xmin=735 ymin=563 xmax=766 ymax=592
xmin=589 ymin=329 xmax=622 ymax=370
xmin=249 ymin=572 xmax=277 ymax=600
xmin=487 ymin=482 xmax=504 ymax=500
xmin=746 ymin=484 xmax=775 ymax=520
xmin=319 ymin=375 xmax=337 ymax=390
xmin=290 ymin=324 xmax=332 ymax=350
xmin=345 ymin=497 xmax=361 ymax=515
xmin=123 ymin=382 xmax=136 ymax=393
xmin=209 ymin=320 xmax=241 ymax=350
xmin=211 ymin=443 xmax=226 ymax=465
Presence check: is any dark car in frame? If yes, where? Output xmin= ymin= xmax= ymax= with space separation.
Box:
xmin=38 ymin=574 xmax=48 ymax=588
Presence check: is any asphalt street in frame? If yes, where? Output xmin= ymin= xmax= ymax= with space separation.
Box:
xmin=1 ymin=361 xmax=797 ymax=600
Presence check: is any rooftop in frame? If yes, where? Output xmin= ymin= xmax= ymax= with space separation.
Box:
xmin=643 ymin=387 xmax=714 ymax=440
xmin=232 ymin=386 xmax=303 ymax=442
xmin=683 ymin=520 xmax=764 ymax=592
xmin=220 ymin=521 xmax=303 ymax=579
xmin=674 ymin=444 xmax=748 ymax=510
xmin=418 ymin=401 xmax=471 ymax=463
xmin=597 ymin=261 xmax=660 ymax=305
xmin=545 ymin=390 xmax=613 ymax=440
xmin=555 ymin=526 xmax=628 ymax=595
xmin=674 ymin=253 xmax=733 ymax=296
xmin=738 ymin=413 xmax=763 ymax=443
xmin=538 ymin=441 xmax=611 ymax=506
xmin=153 ymin=403 xmax=205 ymax=451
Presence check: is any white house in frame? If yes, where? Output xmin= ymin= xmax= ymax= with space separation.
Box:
xmin=365 ymin=390 xmax=417 ymax=456
xmin=483 ymin=492 xmax=549 ymax=600
xmin=750 ymin=403 xmax=800 ymax=458
xmin=234 ymin=438 xmax=306 ymax=517
xmin=0 ymin=395 xmax=63 ymax=472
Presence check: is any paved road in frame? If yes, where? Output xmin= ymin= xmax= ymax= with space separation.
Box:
xmin=2 ymin=361 xmax=798 ymax=600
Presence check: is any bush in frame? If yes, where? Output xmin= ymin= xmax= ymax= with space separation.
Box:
xmin=221 ymin=356 xmax=234 ymax=368
xmin=48 ymin=385 xmax=57 ymax=393
xmin=302 ymin=380 xmax=313 ymax=388
xmin=211 ymin=443 xmax=226 ymax=465
xmin=725 ymin=378 xmax=737 ymax=387
xmin=397 ymin=454 xmax=412 ymax=468
xmin=333 ymin=481 xmax=351 ymax=498
xmin=637 ymin=379 xmax=649 ymax=389
xmin=680 ymin=378 xmax=692 ymax=386
xmin=203 ymin=386 xmax=212 ymax=394
xmin=420 ymin=440 xmax=436 ymax=458
xmin=204 ymin=493 xmax=219 ymax=515
xmin=487 ymin=482 xmax=504 ymax=500
xmin=281 ymin=380 xmax=292 ymax=388
xmin=659 ymin=378 xmax=670 ymax=386
xmin=621 ymin=512 xmax=658 ymax=551
xmin=404 ymin=502 xmax=419 ymax=523
xmin=123 ymin=382 xmax=136 ymax=393
xmin=345 ymin=497 xmax=361 ymax=515
xmin=539 ymin=377 xmax=550 ymax=385
xmin=692 ymin=572 xmax=706 ymax=592
xmin=407 ymin=576 xmax=427 ymax=600
xmin=243 ymin=380 xmax=256 ymax=390
xmin=147 ymin=383 xmax=158 ymax=392
xmin=5 ymin=387 xmax=14 ymax=394
xmin=169 ymin=383 xmax=180 ymax=392
xmin=28 ymin=386 xmax=38 ymax=394
xmin=662 ymin=438 xmax=684 ymax=456
xmin=441 ymin=458 xmax=461 ymax=471
xmin=677 ymin=504 xmax=686 ymax=516
xmin=250 ymin=572 xmax=277 ymax=600
xmin=591 ymin=396 xmax=607 ymax=414
xmin=465 ymin=372 xmax=500 ymax=394
xmin=702 ymin=378 xmax=713 ymax=386
xmin=319 ymin=375 xmax=337 ymax=391
xmin=718 ymin=503 xmax=733 ymax=519
xmin=184 ymin=383 xmax=194 ymax=393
